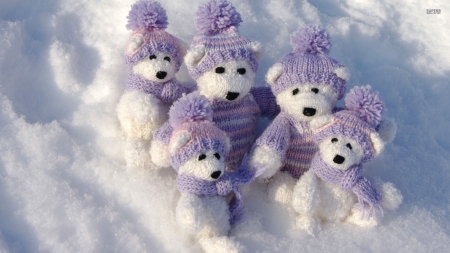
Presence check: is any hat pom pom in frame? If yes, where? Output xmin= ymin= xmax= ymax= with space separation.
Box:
xmin=169 ymin=93 xmax=213 ymax=129
xmin=345 ymin=85 xmax=384 ymax=127
xmin=126 ymin=0 xmax=168 ymax=31
xmin=195 ymin=0 xmax=242 ymax=36
xmin=290 ymin=25 xmax=331 ymax=55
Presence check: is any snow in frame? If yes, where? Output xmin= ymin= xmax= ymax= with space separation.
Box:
xmin=0 ymin=0 xmax=449 ymax=252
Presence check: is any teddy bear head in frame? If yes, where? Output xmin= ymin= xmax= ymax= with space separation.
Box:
xmin=124 ymin=0 xmax=187 ymax=83
xmin=168 ymin=93 xmax=231 ymax=181
xmin=184 ymin=0 xmax=263 ymax=102
xmin=266 ymin=25 xmax=350 ymax=122
xmin=311 ymin=85 xmax=385 ymax=171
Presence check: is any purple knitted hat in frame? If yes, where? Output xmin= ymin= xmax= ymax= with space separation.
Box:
xmin=313 ymin=85 xmax=385 ymax=162
xmin=187 ymin=0 xmax=259 ymax=80
xmin=124 ymin=0 xmax=183 ymax=71
xmin=168 ymin=93 xmax=230 ymax=170
xmin=270 ymin=25 xmax=348 ymax=99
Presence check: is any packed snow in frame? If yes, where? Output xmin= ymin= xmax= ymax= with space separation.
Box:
xmin=0 ymin=0 xmax=449 ymax=252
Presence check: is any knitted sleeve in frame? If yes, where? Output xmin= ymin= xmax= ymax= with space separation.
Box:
xmin=250 ymin=86 xmax=280 ymax=119
xmin=254 ymin=113 xmax=291 ymax=160
xmin=160 ymin=80 xmax=191 ymax=104
xmin=153 ymin=121 xmax=174 ymax=144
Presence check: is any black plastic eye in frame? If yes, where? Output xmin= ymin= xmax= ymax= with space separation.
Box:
xmin=237 ymin=68 xmax=246 ymax=75
xmin=331 ymin=138 xmax=338 ymax=143
xmin=215 ymin=67 xmax=225 ymax=74
xmin=198 ymin=154 xmax=206 ymax=161
xmin=164 ymin=56 xmax=171 ymax=62
xmin=292 ymin=88 xmax=299 ymax=95
xmin=214 ymin=153 xmax=221 ymax=159
xmin=149 ymin=55 xmax=156 ymax=60
xmin=311 ymin=88 xmax=319 ymax=94
xmin=346 ymin=143 xmax=352 ymax=150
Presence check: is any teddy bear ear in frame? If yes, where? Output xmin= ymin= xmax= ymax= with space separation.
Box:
xmin=169 ymin=131 xmax=192 ymax=155
xmin=224 ymin=137 xmax=232 ymax=153
xmin=175 ymin=39 xmax=189 ymax=59
xmin=310 ymin=115 xmax=334 ymax=131
xmin=125 ymin=34 xmax=145 ymax=55
xmin=265 ymin=63 xmax=283 ymax=86
xmin=184 ymin=45 xmax=206 ymax=70
xmin=370 ymin=132 xmax=385 ymax=156
xmin=377 ymin=117 xmax=397 ymax=144
xmin=249 ymin=41 xmax=264 ymax=61
xmin=333 ymin=66 xmax=350 ymax=81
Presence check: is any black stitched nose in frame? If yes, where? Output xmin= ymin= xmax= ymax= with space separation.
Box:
xmin=211 ymin=171 xmax=222 ymax=179
xmin=226 ymin=92 xmax=239 ymax=101
xmin=333 ymin=155 xmax=345 ymax=164
xmin=303 ymin=108 xmax=316 ymax=117
xmin=156 ymin=71 xmax=167 ymax=79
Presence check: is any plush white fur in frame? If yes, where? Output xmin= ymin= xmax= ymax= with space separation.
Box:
xmin=196 ymin=60 xmax=256 ymax=102
xmin=275 ymin=84 xmax=339 ymax=122
xmin=333 ymin=66 xmax=350 ymax=81
xmin=184 ymin=45 xmax=206 ymax=70
xmin=369 ymin=132 xmax=385 ymax=156
xmin=124 ymin=138 xmax=152 ymax=168
xmin=265 ymin=63 xmax=283 ymax=86
xmin=149 ymin=139 xmax=171 ymax=168
xmin=318 ymin=136 xmax=364 ymax=171
xmin=377 ymin=117 xmax=397 ymax=144
xmin=169 ymin=131 xmax=192 ymax=155
xmin=132 ymin=52 xmax=177 ymax=83
xmin=178 ymin=150 xmax=225 ymax=181
xmin=249 ymin=145 xmax=282 ymax=179
xmin=266 ymin=171 xmax=297 ymax=206
xmin=249 ymin=41 xmax=264 ymax=61
xmin=126 ymin=34 xmax=144 ymax=55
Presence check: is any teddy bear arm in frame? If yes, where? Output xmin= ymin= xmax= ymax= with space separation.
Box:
xmin=176 ymin=194 xmax=205 ymax=234
xmin=119 ymin=90 xmax=163 ymax=124
xmin=250 ymin=87 xmax=280 ymax=118
xmin=292 ymin=170 xmax=321 ymax=215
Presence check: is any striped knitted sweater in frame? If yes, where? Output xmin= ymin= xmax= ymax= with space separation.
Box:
xmin=154 ymin=87 xmax=279 ymax=172
xmin=254 ymin=111 xmax=317 ymax=179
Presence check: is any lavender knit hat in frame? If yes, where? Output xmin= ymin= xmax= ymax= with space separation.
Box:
xmin=168 ymin=93 xmax=230 ymax=170
xmin=270 ymin=25 xmax=348 ymax=99
xmin=187 ymin=0 xmax=260 ymax=80
xmin=313 ymin=85 xmax=385 ymax=162
xmin=124 ymin=0 xmax=183 ymax=71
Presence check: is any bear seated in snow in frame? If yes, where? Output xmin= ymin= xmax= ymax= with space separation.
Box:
xmin=292 ymin=86 xmax=402 ymax=235
xmin=116 ymin=0 xmax=189 ymax=168
xmin=168 ymin=93 xmax=256 ymax=253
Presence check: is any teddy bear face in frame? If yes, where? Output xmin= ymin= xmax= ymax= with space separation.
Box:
xmin=132 ymin=52 xmax=177 ymax=83
xmin=276 ymin=83 xmax=338 ymax=122
xmin=196 ymin=60 xmax=255 ymax=102
xmin=318 ymin=135 xmax=364 ymax=171
xmin=178 ymin=149 xmax=225 ymax=181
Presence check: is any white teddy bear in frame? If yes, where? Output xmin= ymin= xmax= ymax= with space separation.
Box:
xmin=150 ymin=0 xmax=279 ymax=172
xmin=292 ymin=86 xmax=402 ymax=235
xmin=116 ymin=0 xmax=189 ymax=168
xmin=168 ymin=93 xmax=256 ymax=253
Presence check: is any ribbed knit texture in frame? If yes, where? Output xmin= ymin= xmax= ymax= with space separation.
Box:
xmin=311 ymin=154 xmax=383 ymax=218
xmin=176 ymin=155 xmax=255 ymax=224
xmin=255 ymin=112 xmax=318 ymax=179
xmin=126 ymin=74 xmax=189 ymax=104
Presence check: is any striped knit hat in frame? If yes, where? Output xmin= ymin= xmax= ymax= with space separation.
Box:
xmin=268 ymin=25 xmax=349 ymax=99
xmin=124 ymin=0 xmax=183 ymax=71
xmin=187 ymin=0 xmax=260 ymax=80
xmin=313 ymin=85 xmax=385 ymax=162
xmin=168 ymin=93 xmax=230 ymax=170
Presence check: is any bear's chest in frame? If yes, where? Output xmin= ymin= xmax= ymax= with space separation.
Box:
xmin=197 ymin=195 xmax=230 ymax=236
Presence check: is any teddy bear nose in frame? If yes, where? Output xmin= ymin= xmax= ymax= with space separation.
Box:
xmin=226 ymin=92 xmax=239 ymax=101
xmin=211 ymin=171 xmax=222 ymax=179
xmin=333 ymin=155 xmax=345 ymax=164
xmin=156 ymin=71 xmax=167 ymax=79
xmin=303 ymin=107 xmax=316 ymax=116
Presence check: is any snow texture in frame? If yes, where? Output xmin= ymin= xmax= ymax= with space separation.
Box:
xmin=0 ymin=0 xmax=449 ymax=252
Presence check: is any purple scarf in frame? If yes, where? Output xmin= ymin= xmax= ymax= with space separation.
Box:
xmin=176 ymin=156 xmax=255 ymax=224
xmin=126 ymin=74 xmax=189 ymax=104
xmin=311 ymin=154 xmax=383 ymax=218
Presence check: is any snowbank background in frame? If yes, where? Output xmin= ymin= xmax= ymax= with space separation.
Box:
xmin=0 ymin=0 xmax=449 ymax=252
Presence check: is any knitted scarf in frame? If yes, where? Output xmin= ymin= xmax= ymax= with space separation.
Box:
xmin=176 ymin=156 xmax=255 ymax=224
xmin=311 ymin=154 xmax=383 ymax=218
xmin=126 ymin=74 xmax=189 ymax=104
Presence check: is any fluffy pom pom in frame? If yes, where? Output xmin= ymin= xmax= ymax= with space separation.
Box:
xmin=290 ymin=25 xmax=331 ymax=55
xmin=195 ymin=0 xmax=242 ymax=36
xmin=169 ymin=93 xmax=213 ymax=128
xmin=126 ymin=0 xmax=168 ymax=31
xmin=345 ymin=85 xmax=385 ymax=127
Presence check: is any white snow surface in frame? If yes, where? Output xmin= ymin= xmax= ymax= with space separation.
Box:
xmin=0 ymin=0 xmax=449 ymax=252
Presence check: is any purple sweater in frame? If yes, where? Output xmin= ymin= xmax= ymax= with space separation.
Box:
xmin=154 ymin=87 xmax=279 ymax=171
xmin=254 ymin=112 xmax=317 ymax=179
